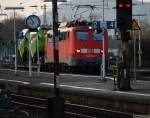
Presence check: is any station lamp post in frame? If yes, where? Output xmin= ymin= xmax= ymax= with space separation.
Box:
xmin=5 ymin=6 xmax=24 ymax=76
xmin=44 ymin=0 xmax=66 ymax=96
xmin=44 ymin=0 xmax=66 ymax=117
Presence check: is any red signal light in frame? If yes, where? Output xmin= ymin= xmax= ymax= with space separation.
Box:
xmin=126 ymin=3 xmax=131 ymax=8
xmin=116 ymin=0 xmax=132 ymax=29
xmin=118 ymin=3 xmax=123 ymax=8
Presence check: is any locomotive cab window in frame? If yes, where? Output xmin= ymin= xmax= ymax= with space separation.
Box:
xmin=76 ymin=32 xmax=88 ymax=41
xmin=93 ymin=29 xmax=104 ymax=40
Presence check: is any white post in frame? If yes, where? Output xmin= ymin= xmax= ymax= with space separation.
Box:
xmin=29 ymin=33 xmax=32 ymax=77
xmin=100 ymin=0 xmax=106 ymax=81
xmin=37 ymin=34 xmax=40 ymax=76
xmin=102 ymin=34 xmax=105 ymax=80
xmin=13 ymin=9 xmax=17 ymax=75
xmin=138 ymin=30 xmax=141 ymax=68
xmin=100 ymin=29 xmax=106 ymax=81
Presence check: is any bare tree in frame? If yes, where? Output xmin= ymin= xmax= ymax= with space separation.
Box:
xmin=141 ymin=18 xmax=150 ymax=41
xmin=0 ymin=16 xmax=26 ymax=60
xmin=0 ymin=17 xmax=26 ymax=42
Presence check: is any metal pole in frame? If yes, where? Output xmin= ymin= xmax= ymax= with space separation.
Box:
xmin=103 ymin=0 xmax=104 ymax=21
xmin=6 ymin=15 xmax=8 ymax=20
xmin=101 ymin=0 xmax=106 ymax=81
xmin=138 ymin=30 xmax=141 ymax=68
xmin=37 ymin=34 xmax=40 ymax=76
xmin=133 ymin=30 xmax=137 ymax=82
xmin=117 ymin=30 xmax=131 ymax=90
xmin=47 ymin=1 xmax=65 ymax=116
xmin=5 ymin=7 xmax=24 ymax=74
xmin=101 ymin=29 xmax=106 ymax=80
xmin=52 ymin=0 xmax=60 ymax=97
xmin=14 ymin=9 xmax=17 ymax=75
xmin=43 ymin=4 xmax=47 ymax=25
xmin=137 ymin=16 xmax=141 ymax=68
xmin=29 ymin=33 xmax=32 ymax=77
xmin=7 ymin=42 xmax=10 ymax=61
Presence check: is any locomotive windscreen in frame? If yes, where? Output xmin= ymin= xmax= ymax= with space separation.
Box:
xmin=76 ymin=32 xmax=88 ymax=40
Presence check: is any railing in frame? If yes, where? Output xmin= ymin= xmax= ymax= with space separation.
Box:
xmin=10 ymin=94 xmax=134 ymax=118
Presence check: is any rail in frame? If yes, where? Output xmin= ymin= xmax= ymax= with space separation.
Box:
xmin=10 ymin=94 xmax=134 ymax=118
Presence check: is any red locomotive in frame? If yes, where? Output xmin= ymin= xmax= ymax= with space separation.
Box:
xmin=44 ymin=21 xmax=108 ymax=72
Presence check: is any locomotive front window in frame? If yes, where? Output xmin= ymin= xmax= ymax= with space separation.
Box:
xmin=93 ymin=32 xmax=104 ymax=41
xmin=76 ymin=32 xmax=88 ymax=40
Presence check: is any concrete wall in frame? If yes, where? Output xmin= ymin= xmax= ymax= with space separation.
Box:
xmin=0 ymin=80 xmax=149 ymax=115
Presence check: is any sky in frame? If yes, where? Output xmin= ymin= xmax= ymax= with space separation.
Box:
xmin=0 ymin=0 xmax=52 ymax=17
xmin=139 ymin=0 xmax=150 ymax=2
xmin=0 ymin=0 xmax=150 ymax=19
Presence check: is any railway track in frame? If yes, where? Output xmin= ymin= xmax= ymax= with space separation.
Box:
xmin=10 ymin=93 xmax=134 ymax=118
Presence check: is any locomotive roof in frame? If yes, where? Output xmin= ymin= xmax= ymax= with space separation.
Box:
xmin=46 ymin=20 xmax=92 ymax=34
xmin=59 ymin=20 xmax=91 ymax=28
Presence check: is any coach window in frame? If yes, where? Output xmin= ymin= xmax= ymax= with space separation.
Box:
xmin=76 ymin=32 xmax=88 ymax=41
xmin=47 ymin=34 xmax=53 ymax=43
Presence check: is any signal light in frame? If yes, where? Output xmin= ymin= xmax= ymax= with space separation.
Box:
xmin=116 ymin=0 xmax=132 ymax=30
xmin=118 ymin=3 xmax=132 ymax=9
xmin=126 ymin=3 xmax=131 ymax=8
xmin=118 ymin=3 xmax=123 ymax=8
